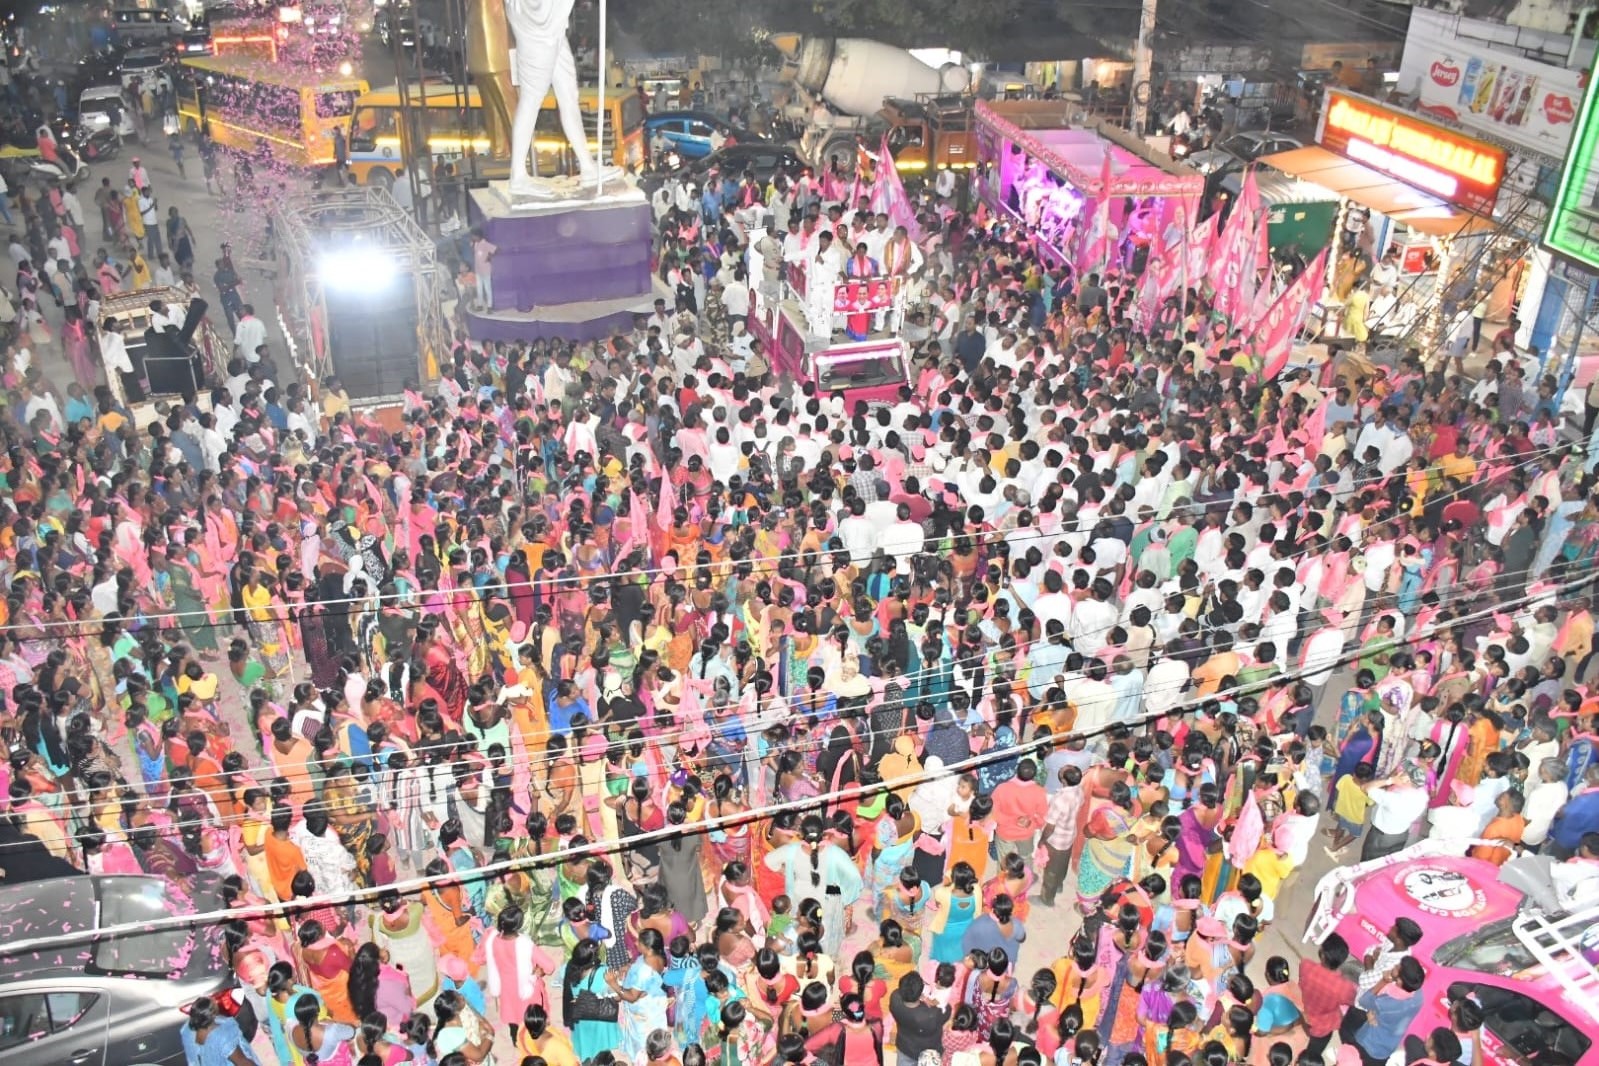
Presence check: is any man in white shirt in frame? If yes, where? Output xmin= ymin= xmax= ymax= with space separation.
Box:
xmin=1363 ymin=768 xmax=1431 ymax=861
xmin=721 ymin=268 xmax=751 ymax=331
xmin=1069 ymin=580 xmax=1118 ymax=657
xmin=234 ymin=304 xmax=268 ymax=363
xmin=46 ymin=232 xmax=72 ymax=267
xmin=1519 ymin=757 xmax=1570 ymax=850
xmin=1069 ymin=658 xmax=1118 ymax=739
xmin=1298 ymin=610 xmax=1347 ymax=699
xmin=836 ymin=497 xmax=877 ymax=565
xmin=21 ymin=382 xmax=63 ymax=433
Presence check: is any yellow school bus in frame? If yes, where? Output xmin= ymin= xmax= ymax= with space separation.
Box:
xmin=345 ymin=81 xmax=646 ymax=188
xmin=175 ymin=55 xmax=369 ymax=167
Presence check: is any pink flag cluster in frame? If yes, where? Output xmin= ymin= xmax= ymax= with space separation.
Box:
xmin=1195 ymin=168 xmax=1327 ymax=382
xmin=873 ymin=135 xmax=923 ymax=240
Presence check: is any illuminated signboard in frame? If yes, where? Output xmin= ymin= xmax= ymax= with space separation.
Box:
xmin=1318 ymin=89 xmax=1506 ymax=215
xmin=1543 ymin=62 xmax=1599 ymax=272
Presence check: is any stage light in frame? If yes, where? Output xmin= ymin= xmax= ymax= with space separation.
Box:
xmin=318 ymin=248 xmax=398 ymax=292
xmin=338 ymin=60 xmax=354 ymax=76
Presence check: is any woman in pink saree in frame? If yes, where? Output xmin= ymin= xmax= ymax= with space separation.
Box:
xmin=62 ymin=309 xmax=94 ymax=385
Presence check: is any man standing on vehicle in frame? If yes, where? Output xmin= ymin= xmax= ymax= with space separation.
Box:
xmin=720 ymin=266 xmax=750 ymax=342
xmin=753 ymin=219 xmax=782 ymax=314
xmin=234 ymin=305 xmax=267 ymax=365
xmin=213 ymin=257 xmax=244 ymax=332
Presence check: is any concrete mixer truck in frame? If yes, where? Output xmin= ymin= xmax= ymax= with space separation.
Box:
xmin=770 ymin=34 xmax=975 ymax=175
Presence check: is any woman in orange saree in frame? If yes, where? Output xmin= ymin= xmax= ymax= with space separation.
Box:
xmin=422 ymin=861 xmax=480 ymax=969
xmin=297 ymin=919 xmax=359 ymax=1024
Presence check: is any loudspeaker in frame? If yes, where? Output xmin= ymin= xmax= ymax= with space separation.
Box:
xmin=142 ymin=326 xmax=200 ymax=396
xmin=178 ymin=297 xmax=208 ymax=346
xmin=325 ymin=287 xmax=420 ymax=401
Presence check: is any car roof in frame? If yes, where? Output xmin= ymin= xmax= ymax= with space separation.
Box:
xmin=81 ymin=85 xmax=126 ymax=100
xmin=1344 ymin=855 xmax=1526 ymax=946
xmin=0 ymin=875 xmax=98 ymax=979
xmin=649 ymin=110 xmax=724 ymax=124
xmin=123 ymin=47 xmax=167 ymax=60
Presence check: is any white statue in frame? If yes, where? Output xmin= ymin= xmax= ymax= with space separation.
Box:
xmin=505 ymin=0 xmax=617 ymax=197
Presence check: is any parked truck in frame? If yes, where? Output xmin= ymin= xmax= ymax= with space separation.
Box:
xmin=770 ymin=34 xmax=971 ymax=171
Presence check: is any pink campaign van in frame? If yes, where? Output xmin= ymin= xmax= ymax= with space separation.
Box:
xmin=1304 ymin=839 xmax=1599 ymax=1066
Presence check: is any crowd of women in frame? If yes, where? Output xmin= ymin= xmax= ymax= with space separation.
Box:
xmin=1 ymin=163 xmax=1598 ymax=1066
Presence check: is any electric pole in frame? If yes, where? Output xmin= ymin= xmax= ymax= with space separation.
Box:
xmin=1130 ymin=0 xmax=1158 ymax=136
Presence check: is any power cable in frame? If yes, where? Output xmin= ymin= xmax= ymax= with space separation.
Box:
xmin=13 ymin=547 xmax=1568 ymax=836
xmin=15 ymin=442 xmax=1573 ymax=819
xmin=0 ymin=566 xmax=1586 ymax=926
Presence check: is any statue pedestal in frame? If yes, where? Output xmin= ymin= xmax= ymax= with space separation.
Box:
xmin=464 ymin=182 xmax=662 ymax=342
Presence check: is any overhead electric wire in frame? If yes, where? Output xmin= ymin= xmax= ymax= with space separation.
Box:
xmin=2 ymin=566 xmax=1588 ymax=940
xmin=12 ymin=439 xmax=1572 ymax=822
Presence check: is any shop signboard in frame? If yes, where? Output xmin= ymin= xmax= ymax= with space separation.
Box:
xmin=1317 ymin=89 xmax=1506 ymax=215
xmin=1543 ymin=62 xmax=1599 ymax=273
xmin=1398 ymin=8 xmax=1586 ymax=161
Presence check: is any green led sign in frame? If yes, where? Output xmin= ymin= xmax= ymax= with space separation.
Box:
xmin=1544 ymin=63 xmax=1599 ymax=271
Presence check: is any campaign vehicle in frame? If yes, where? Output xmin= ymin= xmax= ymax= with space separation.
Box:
xmin=1305 ymin=839 xmax=1599 ymax=1066
xmin=746 ymin=245 xmax=912 ymax=408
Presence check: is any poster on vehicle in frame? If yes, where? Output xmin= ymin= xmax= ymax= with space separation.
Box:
xmin=833 ymin=277 xmax=900 ymax=313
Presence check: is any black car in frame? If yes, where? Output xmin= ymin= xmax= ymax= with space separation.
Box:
xmin=674 ymin=143 xmax=804 ymax=186
xmin=0 ymin=875 xmax=233 ymax=1066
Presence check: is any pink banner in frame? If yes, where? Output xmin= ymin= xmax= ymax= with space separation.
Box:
xmin=1256 ymin=247 xmax=1329 ymax=382
xmin=1077 ymin=147 xmax=1115 ymax=274
xmin=1213 ymin=169 xmax=1261 ymax=319
xmin=1185 ymin=212 xmax=1219 ymax=295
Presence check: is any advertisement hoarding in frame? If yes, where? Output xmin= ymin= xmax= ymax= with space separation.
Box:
xmin=1317 ymin=89 xmax=1507 ymax=215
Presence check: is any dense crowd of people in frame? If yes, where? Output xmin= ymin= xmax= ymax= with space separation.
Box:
xmin=3 ymin=62 xmax=1599 ymax=1066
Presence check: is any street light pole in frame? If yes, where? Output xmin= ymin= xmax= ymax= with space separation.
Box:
xmin=1130 ymin=0 xmax=1158 ymax=135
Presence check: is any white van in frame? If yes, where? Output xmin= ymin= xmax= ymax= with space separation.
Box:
xmin=111 ymin=7 xmax=178 ymax=47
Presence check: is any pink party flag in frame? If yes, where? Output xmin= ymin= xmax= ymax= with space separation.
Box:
xmin=1213 ymin=169 xmax=1261 ymax=318
xmin=876 ymin=134 xmax=924 ymax=240
xmin=1255 ymin=247 xmax=1330 ymax=382
xmin=653 ymin=477 xmax=678 ymax=559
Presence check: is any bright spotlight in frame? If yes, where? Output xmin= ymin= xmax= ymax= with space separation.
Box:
xmin=318 ymin=248 xmax=398 ymax=292
xmin=338 ymin=60 xmax=353 ymax=76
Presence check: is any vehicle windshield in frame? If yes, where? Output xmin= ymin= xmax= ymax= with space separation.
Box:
xmin=1433 ymin=919 xmax=1540 ymax=977
xmin=815 ymin=353 xmax=904 ymax=392
xmin=91 ymin=877 xmax=198 ymax=979
xmin=1221 ymin=134 xmax=1261 ymax=158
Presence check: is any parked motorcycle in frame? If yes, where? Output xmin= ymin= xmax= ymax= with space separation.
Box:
xmin=57 ymin=119 xmax=120 ymax=163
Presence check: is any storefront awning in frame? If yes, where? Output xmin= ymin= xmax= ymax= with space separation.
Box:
xmin=1255 ymin=145 xmax=1500 ymax=238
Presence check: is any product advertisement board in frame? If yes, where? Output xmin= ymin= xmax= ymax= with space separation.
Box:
xmin=1397 ymin=8 xmax=1587 ymax=161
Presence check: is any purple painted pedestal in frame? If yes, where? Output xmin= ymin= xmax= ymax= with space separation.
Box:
xmin=463 ymin=184 xmax=658 ymax=343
